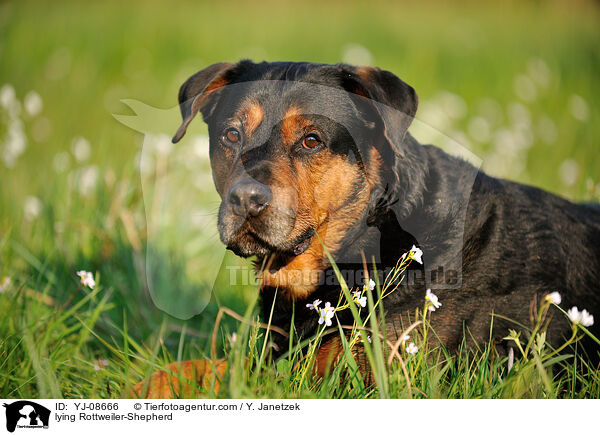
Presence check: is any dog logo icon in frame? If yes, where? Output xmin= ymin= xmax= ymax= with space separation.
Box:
xmin=2 ymin=401 xmax=50 ymax=432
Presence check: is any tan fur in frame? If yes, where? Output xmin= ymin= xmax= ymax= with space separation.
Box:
xmin=236 ymin=100 xmax=264 ymax=138
xmin=280 ymin=105 xmax=314 ymax=146
xmin=132 ymin=359 xmax=227 ymax=398
xmin=314 ymin=336 xmax=342 ymax=376
xmin=204 ymin=75 xmax=229 ymax=94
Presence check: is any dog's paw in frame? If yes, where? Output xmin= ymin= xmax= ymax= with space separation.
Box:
xmin=131 ymin=359 xmax=227 ymax=399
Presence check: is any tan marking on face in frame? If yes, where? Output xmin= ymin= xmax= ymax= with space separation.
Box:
xmin=367 ymin=146 xmax=383 ymax=189
xmin=236 ymin=101 xmax=264 ymax=138
xmin=256 ymin=149 xmax=373 ymax=299
xmin=280 ymin=105 xmax=314 ymax=146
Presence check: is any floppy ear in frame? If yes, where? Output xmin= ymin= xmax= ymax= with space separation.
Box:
xmin=339 ymin=65 xmax=418 ymax=157
xmin=172 ymin=62 xmax=234 ymax=143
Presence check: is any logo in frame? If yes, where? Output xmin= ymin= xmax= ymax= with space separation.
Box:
xmin=2 ymin=401 xmax=50 ymax=433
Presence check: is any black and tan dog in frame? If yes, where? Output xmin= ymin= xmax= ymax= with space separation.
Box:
xmin=134 ymin=60 xmax=600 ymax=397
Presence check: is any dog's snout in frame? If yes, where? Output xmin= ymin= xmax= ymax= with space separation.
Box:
xmin=228 ymin=181 xmax=272 ymax=217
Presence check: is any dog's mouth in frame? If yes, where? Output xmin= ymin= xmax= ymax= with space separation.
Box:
xmin=225 ymin=226 xmax=314 ymax=259
xmin=290 ymin=230 xmax=313 ymax=256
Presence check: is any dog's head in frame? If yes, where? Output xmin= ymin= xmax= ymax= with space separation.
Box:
xmin=173 ymin=61 xmax=418 ymax=297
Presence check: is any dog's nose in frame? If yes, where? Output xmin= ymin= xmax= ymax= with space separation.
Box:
xmin=228 ymin=181 xmax=272 ymax=217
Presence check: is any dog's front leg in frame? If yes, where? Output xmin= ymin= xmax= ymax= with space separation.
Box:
xmin=132 ymin=359 xmax=227 ymax=398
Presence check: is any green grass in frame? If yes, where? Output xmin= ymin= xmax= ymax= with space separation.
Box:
xmin=0 ymin=0 xmax=599 ymax=398
xmin=3 ymin=254 xmax=599 ymax=399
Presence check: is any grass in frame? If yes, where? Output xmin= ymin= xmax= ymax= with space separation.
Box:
xmin=3 ymin=251 xmax=599 ymax=399
xmin=0 ymin=0 xmax=599 ymax=398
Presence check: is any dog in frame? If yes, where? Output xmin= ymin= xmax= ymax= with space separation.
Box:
xmin=134 ymin=60 xmax=600 ymax=398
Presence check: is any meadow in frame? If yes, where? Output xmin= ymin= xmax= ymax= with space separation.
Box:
xmin=0 ymin=0 xmax=599 ymax=398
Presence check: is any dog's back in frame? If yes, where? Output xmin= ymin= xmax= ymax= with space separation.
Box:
xmin=585 ymin=203 xmax=600 ymax=212
xmin=455 ymin=165 xmax=600 ymax=353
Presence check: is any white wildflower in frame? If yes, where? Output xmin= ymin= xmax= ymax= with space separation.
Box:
xmin=527 ymin=58 xmax=551 ymax=88
xmin=306 ymin=299 xmax=322 ymax=311
xmin=352 ymin=290 xmax=367 ymax=308
xmin=0 ymin=84 xmax=16 ymax=109
xmin=567 ymin=306 xmax=593 ymax=326
xmin=23 ymin=196 xmax=42 ymax=221
xmin=425 ymin=289 xmax=442 ymax=311
xmin=467 ymin=116 xmax=491 ymax=143
xmin=514 ymin=74 xmax=537 ymax=102
xmin=559 ymin=159 xmax=579 ymax=187
xmin=438 ymin=91 xmax=467 ymax=120
xmin=3 ymin=122 xmax=27 ymax=168
xmin=71 ymin=136 xmax=92 ymax=162
xmin=545 ymin=292 xmax=561 ymax=305
xmin=366 ymin=335 xmax=372 ymax=344
xmin=567 ymin=306 xmax=581 ymax=324
xmin=24 ymin=91 xmax=43 ymax=117
xmin=409 ymin=245 xmax=423 ymax=264
xmin=406 ymin=342 xmax=418 ymax=354
xmin=78 ymin=165 xmax=99 ymax=196
xmin=0 ymin=277 xmax=11 ymax=293
xmin=93 ymin=358 xmax=109 ymax=371
xmin=367 ymin=279 xmax=375 ymax=291
xmin=581 ymin=310 xmax=594 ymax=327
xmin=569 ymin=94 xmax=589 ymax=121
xmin=318 ymin=302 xmax=335 ymax=327
xmin=77 ymin=270 xmax=96 ymax=289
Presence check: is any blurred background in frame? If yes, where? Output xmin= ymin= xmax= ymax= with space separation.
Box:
xmin=0 ymin=0 xmax=598 ymax=396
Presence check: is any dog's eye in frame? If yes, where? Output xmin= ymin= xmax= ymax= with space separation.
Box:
xmin=302 ymin=134 xmax=321 ymax=150
xmin=222 ymin=128 xmax=241 ymax=144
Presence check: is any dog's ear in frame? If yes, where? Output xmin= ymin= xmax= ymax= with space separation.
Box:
xmin=339 ymin=65 xmax=418 ymax=156
xmin=172 ymin=62 xmax=234 ymax=143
